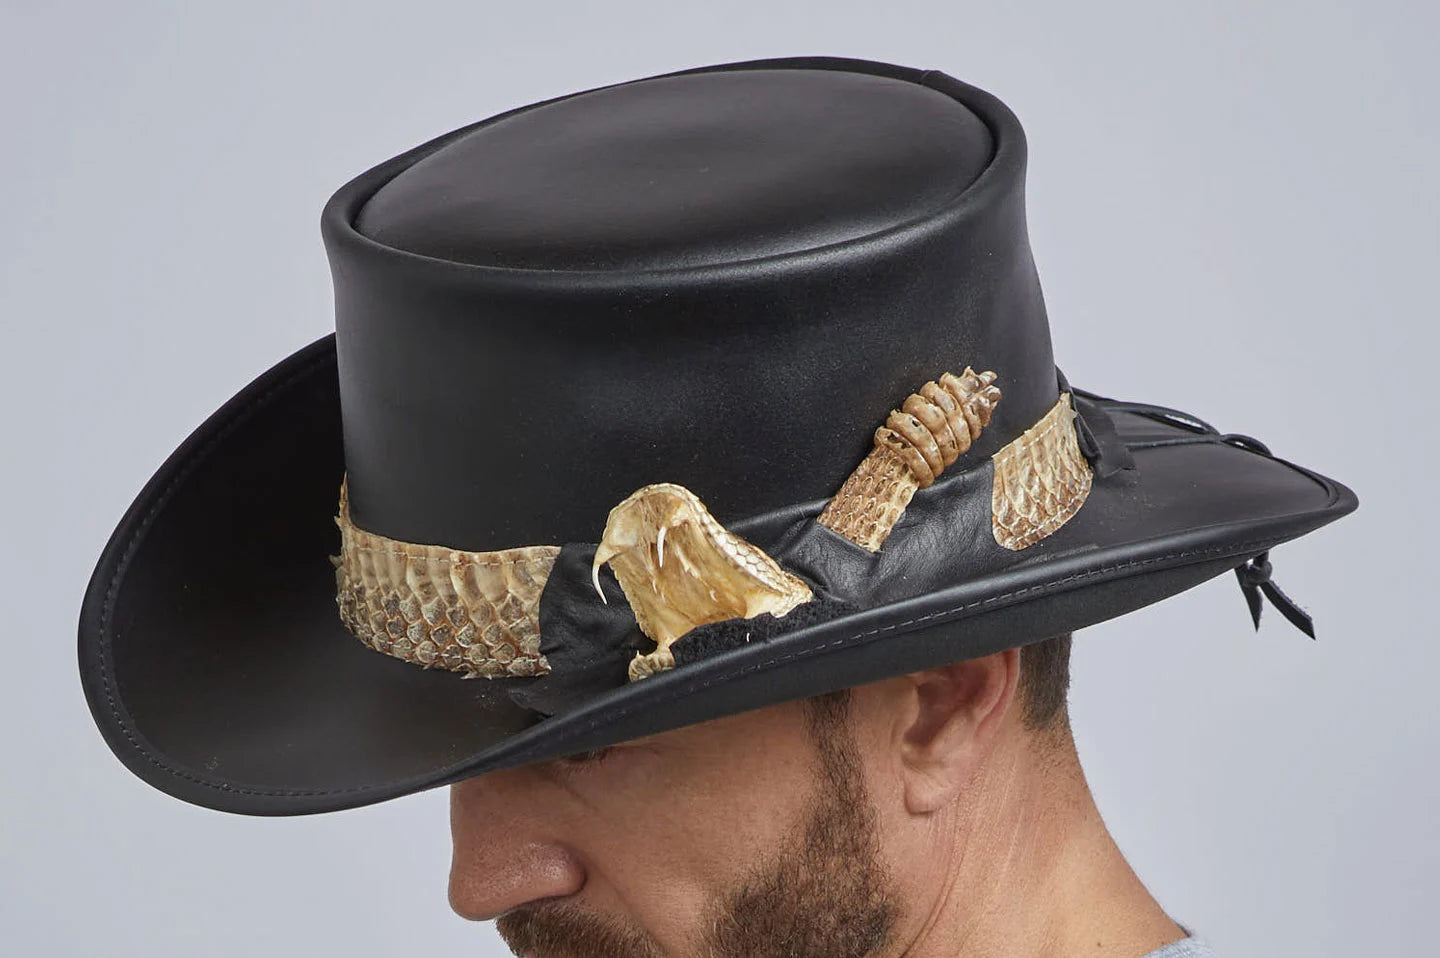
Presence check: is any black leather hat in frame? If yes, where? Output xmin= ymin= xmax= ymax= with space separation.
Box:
xmin=78 ymin=56 xmax=1358 ymax=815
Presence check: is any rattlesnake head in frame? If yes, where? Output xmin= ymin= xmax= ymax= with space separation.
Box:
xmin=592 ymin=483 xmax=814 ymax=680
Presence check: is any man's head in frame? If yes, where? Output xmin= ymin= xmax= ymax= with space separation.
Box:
xmin=450 ymin=633 xmax=1075 ymax=957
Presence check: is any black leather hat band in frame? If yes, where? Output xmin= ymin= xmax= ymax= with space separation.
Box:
xmin=331 ymin=372 xmax=1093 ymax=683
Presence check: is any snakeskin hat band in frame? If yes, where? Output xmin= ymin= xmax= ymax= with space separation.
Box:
xmin=332 ymin=370 xmax=1088 ymax=683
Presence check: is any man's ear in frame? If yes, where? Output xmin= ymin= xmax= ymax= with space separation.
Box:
xmin=894 ymin=648 xmax=1020 ymax=814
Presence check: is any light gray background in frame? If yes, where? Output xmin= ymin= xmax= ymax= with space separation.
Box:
xmin=3 ymin=1 xmax=1434 ymax=955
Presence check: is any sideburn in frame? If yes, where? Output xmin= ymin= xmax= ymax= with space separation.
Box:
xmin=702 ymin=691 xmax=901 ymax=957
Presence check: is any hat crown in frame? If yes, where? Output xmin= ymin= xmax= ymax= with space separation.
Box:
xmin=322 ymin=58 xmax=1058 ymax=550
xmin=353 ymin=68 xmax=992 ymax=272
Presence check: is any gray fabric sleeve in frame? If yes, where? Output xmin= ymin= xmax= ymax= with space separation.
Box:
xmin=1142 ymin=923 xmax=1215 ymax=958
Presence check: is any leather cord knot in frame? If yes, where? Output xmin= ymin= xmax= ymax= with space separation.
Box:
xmin=1234 ymin=550 xmax=1316 ymax=639
xmin=1054 ymin=372 xmax=1317 ymax=641
xmin=1057 ymin=367 xmax=1136 ymax=479
xmin=1234 ymin=553 xmax=1274 ymax=590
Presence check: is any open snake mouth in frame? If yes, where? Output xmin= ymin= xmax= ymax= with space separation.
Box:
xmin=592 ymin=482 xmax=815 ymax=680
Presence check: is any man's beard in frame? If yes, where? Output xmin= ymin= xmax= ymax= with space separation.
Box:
xmin=494 ymin=694 xmax=900 ymax=957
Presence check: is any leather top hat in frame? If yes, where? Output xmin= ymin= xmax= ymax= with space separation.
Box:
xmin=78 ymin=56 xmax=1358 ymax=815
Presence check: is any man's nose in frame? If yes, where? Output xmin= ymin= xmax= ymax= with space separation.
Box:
xmin=447 ymin=770 xmax=587 ymax=921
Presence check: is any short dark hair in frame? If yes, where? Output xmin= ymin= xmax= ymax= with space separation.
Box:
xmin=803 ymin=631 xmax=1073 ymax=739
xmin=1017 ymin=631 xmax=1072 ymax=732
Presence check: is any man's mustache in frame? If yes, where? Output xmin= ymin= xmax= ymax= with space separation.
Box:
xmin=495 ymin=898 xmax=667 ymax=958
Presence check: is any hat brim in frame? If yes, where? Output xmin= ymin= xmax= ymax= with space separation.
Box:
xmin=79 ymin=333 xmax=1357 ymax=815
